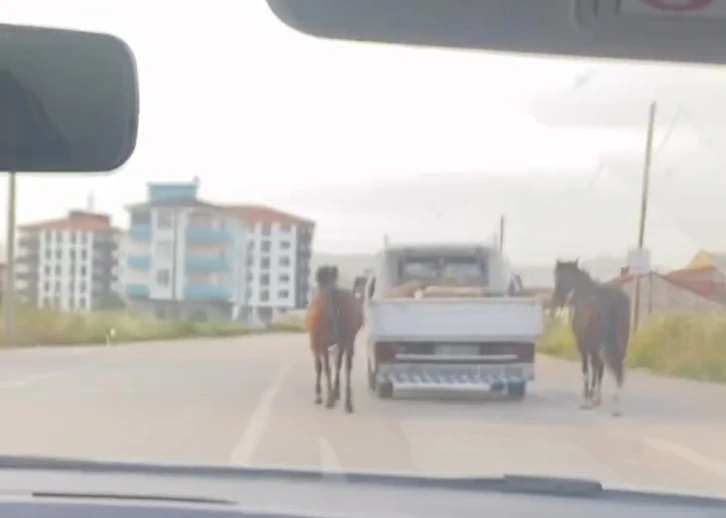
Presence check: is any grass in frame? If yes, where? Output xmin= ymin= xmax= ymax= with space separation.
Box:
xmin=0 ymin=307 xmax=306 ymax=347
xmin=539 ymin=311 xmax=726 ymax=383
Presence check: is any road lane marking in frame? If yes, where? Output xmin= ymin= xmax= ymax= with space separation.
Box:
xmin=0 ymin=360 xmax=117 ymax=389
xmin=319 ymin=436 xmax=347 ymax=481
xmin=228 ymin=362 xmax=292 ymax=465
xmin=641 ymin=436 xmax=726 ymax=480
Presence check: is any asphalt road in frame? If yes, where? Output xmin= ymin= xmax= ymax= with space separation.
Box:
xmin=0 ymin=334 xmax=723 ymax=498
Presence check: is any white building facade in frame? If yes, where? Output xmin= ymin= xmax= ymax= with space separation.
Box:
xmin=122 ymin=183 xmax=314 ymax=323
xmin=16 ymin=211 xmax=122 ymax=311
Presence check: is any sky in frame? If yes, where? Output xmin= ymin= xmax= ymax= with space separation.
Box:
xmin=3 ymin=1 xmax=726 ymax=268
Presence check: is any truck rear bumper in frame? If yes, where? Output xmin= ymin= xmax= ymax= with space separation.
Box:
xmin=376 ymin=362 xmax=534 ymax=390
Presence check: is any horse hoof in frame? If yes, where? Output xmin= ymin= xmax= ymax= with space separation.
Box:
xmin=579 ymin=400 xmax=592 ymax=409
xmin=314 ymin=396 xmax=322 ymax=405
xmin=325 ymin=400 xmax=335 ymax=409
xmin=345 ymin=403 xmax=354 ymax=414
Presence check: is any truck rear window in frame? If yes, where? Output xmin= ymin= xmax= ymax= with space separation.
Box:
xmin=398 ymin=255 xmax=488 ymax=285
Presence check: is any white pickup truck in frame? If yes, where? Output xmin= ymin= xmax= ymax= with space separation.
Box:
xmin=364 ymin=243 xmax=544 ymax=400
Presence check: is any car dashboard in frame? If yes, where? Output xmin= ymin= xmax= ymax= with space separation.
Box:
xmin=0 ymin=457 xmax=720 ymax=518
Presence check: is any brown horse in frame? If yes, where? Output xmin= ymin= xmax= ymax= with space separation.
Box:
xmin=551 ymin=259 xmax=631 ymax=416
xmin=306 ymin=265 xmax=364 ymax=413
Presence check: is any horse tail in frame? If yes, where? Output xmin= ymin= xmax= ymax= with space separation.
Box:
xmin=306 ymin=293 xmax=323 ymax=334
xmin=349 ymin=291 xmax=364 ymax=332
xmin=603 ymin=292 xmax=630 ymax=387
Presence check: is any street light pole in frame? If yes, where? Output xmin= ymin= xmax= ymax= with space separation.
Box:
xmin=4 ymin=171 xmax=16 ymax=346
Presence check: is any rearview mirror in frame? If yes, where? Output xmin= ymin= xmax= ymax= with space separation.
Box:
xmin=0 ymin=24 xmax=138 ymax=173
xmin=266 ymin=0 xmax=726 ymax=66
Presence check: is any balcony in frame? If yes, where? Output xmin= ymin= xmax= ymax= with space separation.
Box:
xmin=128 ymin=224 xmax=152 ymax=241
xmin=183 ymin=284 xmax=230 ymax=302
xmin=185 ymin=227 xmax=230 ymax=244
xmin=185 ymin=256 xmax=229 ymax=271
xmin=125 ymin=283 xmax=150 ymax=299
xmin=126 ymin=255 xmax=152 ymax=271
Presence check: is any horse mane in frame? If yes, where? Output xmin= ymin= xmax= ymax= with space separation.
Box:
xmin=555 ymin=259 xmax=598 ymax=285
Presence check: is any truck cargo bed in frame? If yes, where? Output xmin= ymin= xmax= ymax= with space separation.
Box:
xmin=366 ymin=297 xmax=544 ymax=342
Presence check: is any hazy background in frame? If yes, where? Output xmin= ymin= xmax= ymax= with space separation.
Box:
xmin=0 ymin=1 xmax=724 ymax=286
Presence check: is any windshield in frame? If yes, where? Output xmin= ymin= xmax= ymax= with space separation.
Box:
xmin=4 ymin=0 xmax=726 ymax=503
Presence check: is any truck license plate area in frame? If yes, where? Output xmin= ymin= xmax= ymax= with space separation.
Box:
xmin=379 ymin=363 xmax=534 ymax=387
xmin=434 ymin=344 xmax=479 ymax=356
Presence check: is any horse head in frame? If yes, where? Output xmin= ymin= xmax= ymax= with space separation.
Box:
xmin=315 ymin=264 xmax=339 ymax=291
xmin=552 ymin=258 xmax=585 ymax=309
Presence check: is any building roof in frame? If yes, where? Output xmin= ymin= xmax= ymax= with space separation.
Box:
xmin=18 ymin=210 xmax=119 ymax=232
xmin=685 ymin=250 xmax=726 ymax=275
xmin=608 ymin=267 xmax=726 ymax=305
xmin=224 ymin=204 xmax=314 ymax=226
xmin=123 ymin=198 xmax=221 ymax=210
xmin=125 ymin=199 xmax=314 ymax=226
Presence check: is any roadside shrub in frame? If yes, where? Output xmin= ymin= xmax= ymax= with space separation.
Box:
xmin=539 ymin=311 xmax=726 ymax=382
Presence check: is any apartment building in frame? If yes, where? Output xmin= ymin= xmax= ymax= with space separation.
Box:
xmin=230 ymin=205 xmax=314 ymax=323
xmin=122 ymin=182 xmax=314 ymax=323
xmin=15 ymin=210 xmax=122 ymax=311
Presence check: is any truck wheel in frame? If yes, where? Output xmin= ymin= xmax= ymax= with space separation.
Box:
xmin=367 ymin=361 xmax=377 ymax=391
xmin=507 ymin=382 xmax=527 ymax=400
xmin=376 ymin=380 xmax=394 ymax=399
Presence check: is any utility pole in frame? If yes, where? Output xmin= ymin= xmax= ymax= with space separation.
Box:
xmin=632 ymin=102 xmax=657 ymax=333
xmin=4 ymin=172 xmax=16 ymax=346
xmin=498 ymin=215 xmax=505 ymax=254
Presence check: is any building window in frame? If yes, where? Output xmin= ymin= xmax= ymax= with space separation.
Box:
xmin=260 ymin=273 xmax=270 ymax=286
xmin=278 ymin=290 xmax=289 ymax=299
xmin=260 ymin=290 xmax=269 ymax=302
xmin=280 ymin=241 xmax=291 ymax=250
xmin=280 ymin=224 xmax=291 ymax=233
xmin=130 ymin=208 xmax=151 ymax=226
xmin=279 ymin=257 xmax=290 ymax=267
xmin=156 ymin=269 xmax=170 ymax=286
xmin=260 ymin=257 xmax=270 ymax=269
xmin=279 ymin=273 xmax=290 ymax=283
xmin=157 ymin=211 xmax=173 ymax=229
xmin=261 ymin=223 xmax=271 ymax=236
xmin=261 ymin=241 xmax=271 ymax=253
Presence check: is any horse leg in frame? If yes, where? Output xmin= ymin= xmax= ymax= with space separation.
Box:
xmin=323 ymin=347 xmax=336 ymax=409
xmin=611 ymin=352 xmax=625 ymax=417
xmin=344 ymin=343 xmax=354 ymax=414
xmin=332 ymin=344 xmax=343 ymax=403
xmin=579 ymin=347 xmax=591 ymax=408
xmin=591 ymin=351 xmax=604 ymax=407
xmin=314 ymin=351 xmax=323 ymax=405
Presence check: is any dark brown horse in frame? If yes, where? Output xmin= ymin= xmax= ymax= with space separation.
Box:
xmin=551 ymin=259 xmax=630 ymax=416
xmin=306 ymin=265 xmax=364 ymax=413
